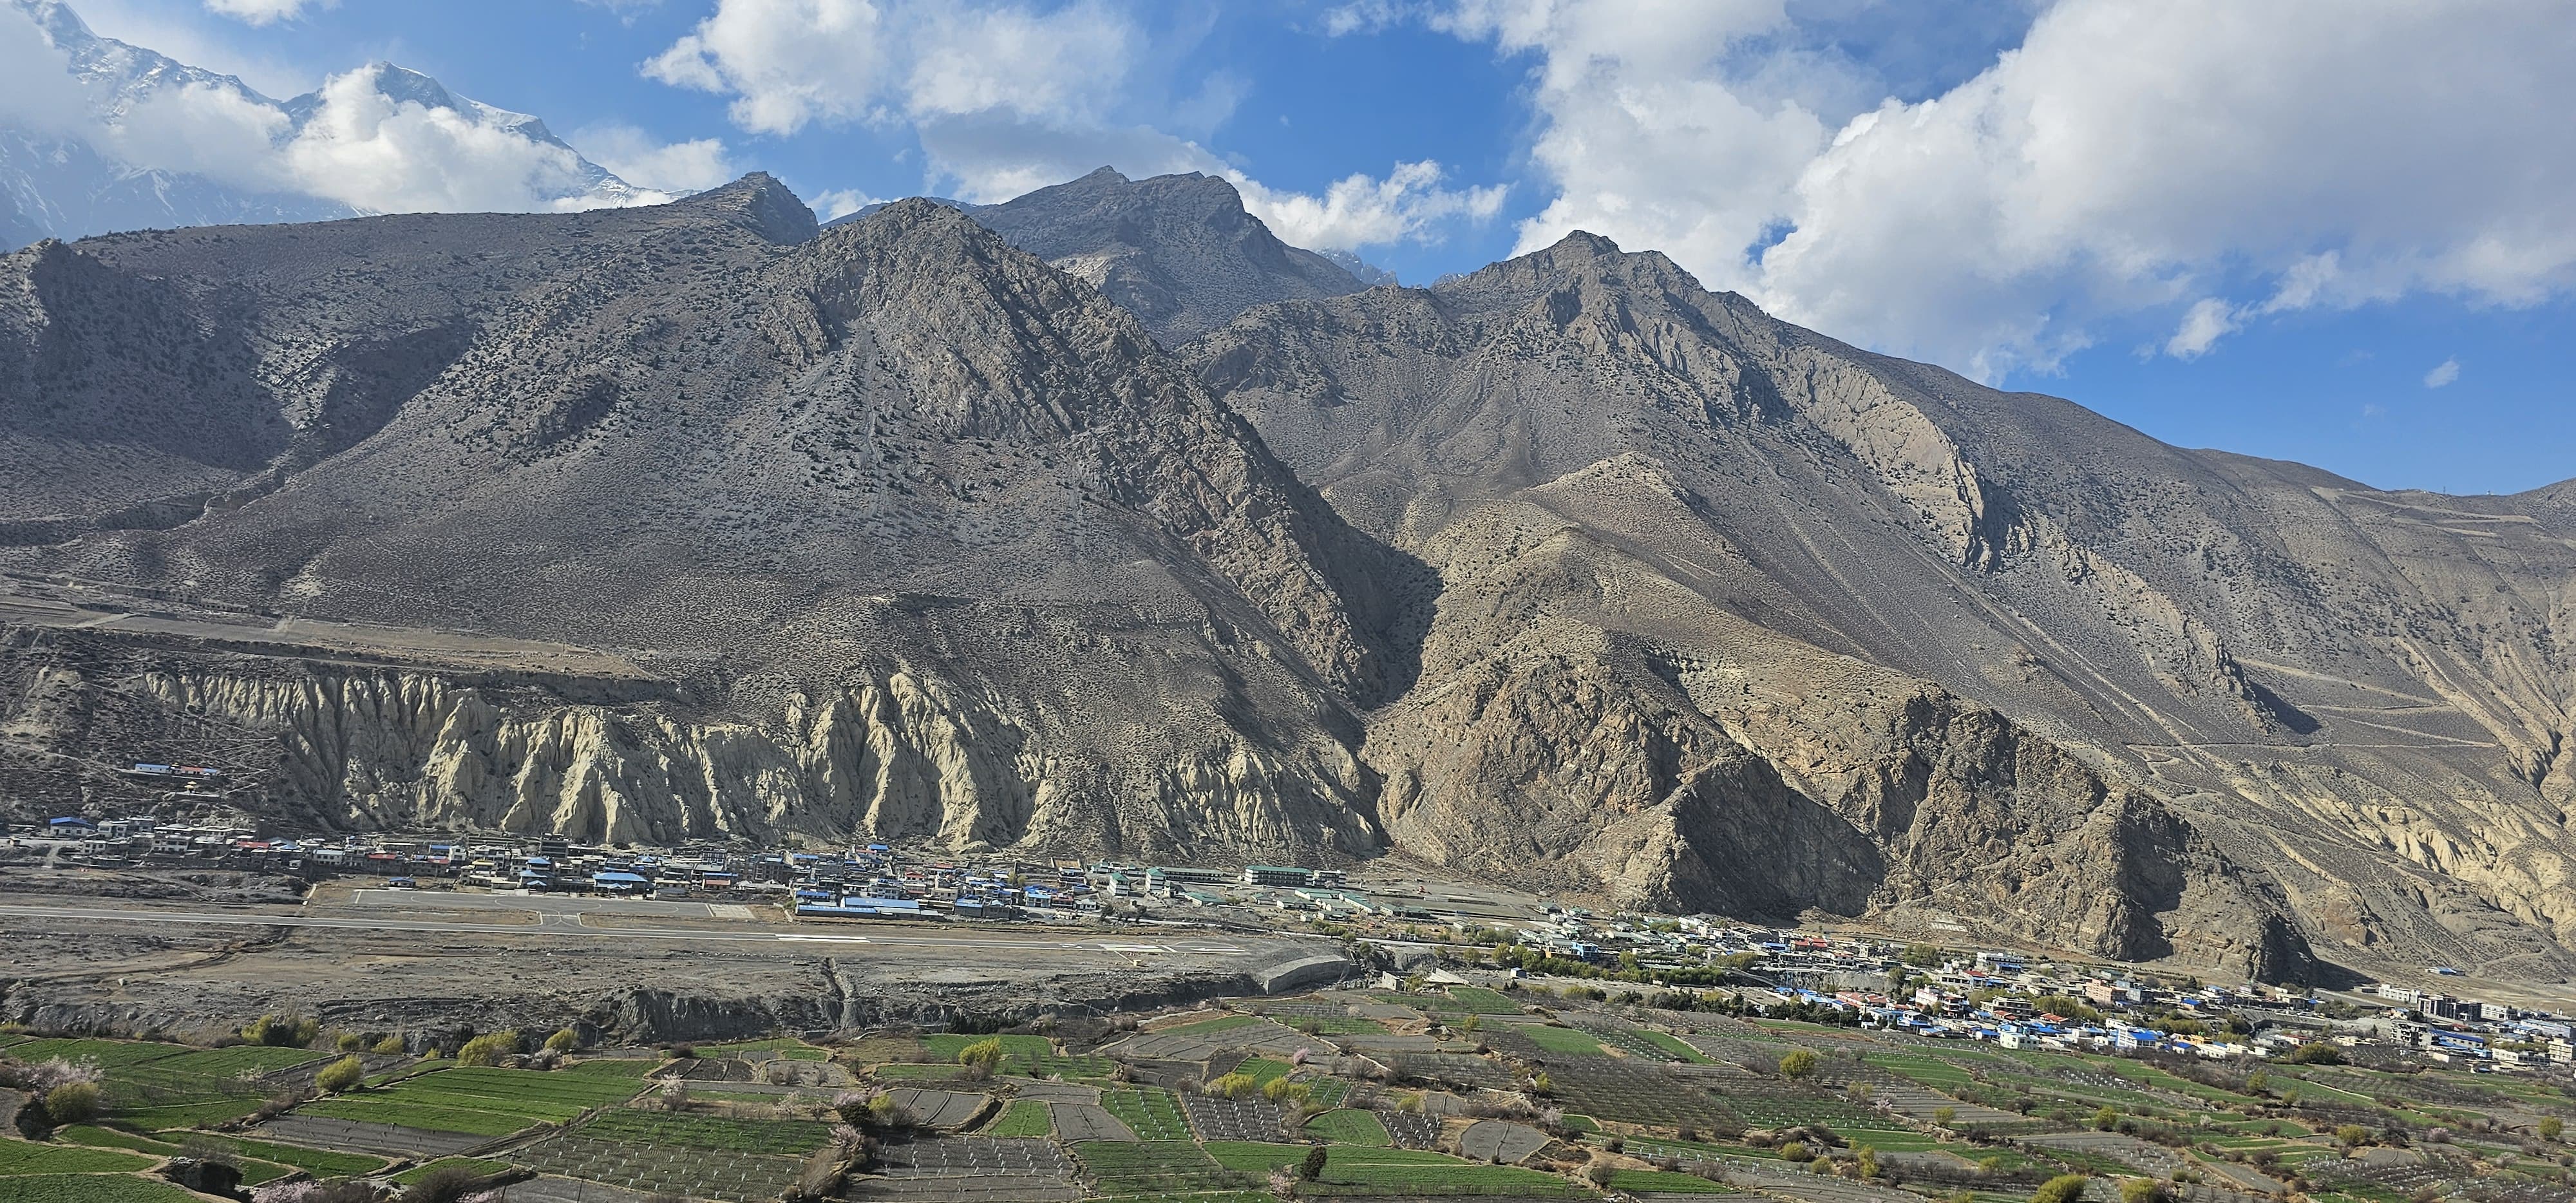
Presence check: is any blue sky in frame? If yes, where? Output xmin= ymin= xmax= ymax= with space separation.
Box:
xmin=52 ymin=0 xmax=2576 ymax=495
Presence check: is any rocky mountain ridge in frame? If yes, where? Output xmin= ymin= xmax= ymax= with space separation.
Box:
xmin=1 ymin=169 xmax=2568 ymax=987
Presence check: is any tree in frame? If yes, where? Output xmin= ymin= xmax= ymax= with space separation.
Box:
xmin=315 ymin=1055 xmax=366 ymax=1094
xmin=457 ymin=1030 xmax=520 ymax=1067
xmin=1779 ymin=1049 xmax=1819 ymax=1079
xmin=2094 ymin=1107 xmax=2119 ymax=1131
xmin=2121 ymin=1178 xmax=2169 ymax=1203
xmin=1934 ymin=1106 xmax=1958 ymax=1128
xmin=957 ymin=1037 xmax=1005 ymax=1077
xmin=1856 ymin=1147 xmax=1880 ymax=1179
xmin=1531 ymin=1072 xmax=1554 ymax=1096
xmin=243 ymin=1014 xmax=320 ymax=1048
xmin=2540 ymin=1116 xmax=2564 ymax=1142
xmin=2336 ymin=1124 xmax=2373 ymax=1148
xmin=1780 ymin=1141 xmax=1813 ymax=1163
xmin=1300 ymin=1144 xmax=1329 ymax=1181
xmin=372 ymin=1034 xmax=408 ymax=1056
xmin=2289 ymin=1043 xmax=2347 ymax=1065
xmin=2245 ymin=1071 xmax=2271 ymax=1096
xmin=44 ymin=1081 xmax=103 ymax=1124
xmin=335 ymin=1032 xmax=365 ymax=1052
xmin=2034 ymin=1174 xmax=2091 ymax=1203
xmin=545 ymin=1028 xmax=580 ymax=1054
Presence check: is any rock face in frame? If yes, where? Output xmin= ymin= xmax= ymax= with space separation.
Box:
xmin=0 ymin=177 xmax=1397 ymax=866
xmin=831 ymin=167 xmax=1371 ymax=346
xmin=1184 ymin=231 xmax=2575 ymax=984
xmin=3 ymin=171 xmax=2571 ymax=985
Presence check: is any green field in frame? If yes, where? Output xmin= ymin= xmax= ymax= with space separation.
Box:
xmin=0 ymin=1140 xmax=162 ymax=1175
xmin=1303 ymin=1108 xmax=1392 ymax=1146
xmin=54 ymin=1126 xmax=180 ymax=1156
xmin=920 ymin=1033 xmax=1112 ymax=1078
xmin=1633 ymin=1028 xmax=1713 ymax=1063
xmin=578 ymin=1108 xmax=833 ymax=1155
xmin=1076 ymin=1139 xmax=1254 ymax=1194
xmin=296 ymin=1065 xmax=648 ymax=1135
xmin=1206 ymin=1142 xmax=1574 ymax=1195
xmin=1522 ymin=1025 xmax=1607 ymax=1056
xmin=1102 ymin=1086 xmax=1193 ymax=1141
xmin=562 ymin=1058 xmax=664 ymax=1077
xmin=1160 ymin=1014 xmax=1267 ymax=1036
xmin=191 ymin=1133 xmax=390 ymax=1178
xmin=0 ymin=1175 xmax=203 ymax=1202
xmin=987 ymin=1098 xmax=1054 ymax=1137
xmin=5 ymin=1038 xmax=323 ymax=1132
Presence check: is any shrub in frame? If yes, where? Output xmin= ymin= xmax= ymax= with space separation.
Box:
xmin=2289 ymin=1043 xmax=2347 ymax=1065
xmin=46 ymin=1080 xmax=104 ymax=1123
xmin=2034 ymin=1174 xmax=2090 ymax=1203
xmin=1780 ymin=1141 xmax=1812 ymax=1163
xmin=455 ymin=1030 xmax=520 ymax=1067
xmin=336 ymin=1032 xmax=365 ymax=1052
xmin=956 ymin=1037 xmax=1005 ymax=1075
xmin=1261 ymin=1077 xmax=1309 ymax=1104
xmin=372 ymin=1034 xmax=408 ymax=1056
xmin=316 ymin=1055 xmax=366 ymax=1094
xmin=1779 ymin=1049 xmax=1819 ymax=1079
xmin=2544 ymin=1117 xmax=2564 ymax=1142
xmin=544 ymin=1028 xmax=580 ymax=1054
xmin=1935 ymin=1106 xmax=1957 ymax=1128
xmin=2338 ymin=1124 xmax=2373 ymax=1148
xmin=2121 ymin=1177 xmax=2170 ymax=1203
xmin=2094 ymin=1107 xmax=2118 ymax=1131
xmin=1300 ymin=1145 xmax=1329 ymax=1180
xmin=1209 ymin=1072 xmax=1256 ymax=1099
xmin=245 ymin=1015 xmax=321 ymax=1048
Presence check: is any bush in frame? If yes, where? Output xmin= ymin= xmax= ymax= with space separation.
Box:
xmin=2289 ymin=1043 xmax=2347 ymax=1065
xmin=372 ymin=1034 xmax=408 ymax=1056
xmin=315 ymin=1055 xmax=366 ymax=1094
xmin=336 ymin=1032 xmax=365 ymax=1052
xmin=1779 ymin=1049 xmax=1819 ymax=1079
xmin=2034 ymin=1174 xmax=2090 ymax=1203
xmin=544 ymin=1028 xmax=580 ymax=1054
xmin=1935 ymin=1106 xmax=1957 ymax=1128
xmin=455 ymin=1031 xmax=520 ymax=1067
xmin=1209 ymin=1072 xmax=1256 ymax=1099
xmin=244 ymin=1014 xmax=322 ymax=1048
xmin=2337 ymin=1124 xmax=2373 ymax=1148
xmin=2121 ymin=1177 xmax=2170 ymax=1203
xmin=2094 ymin=1107 xmax=2118 ymax=1131
xmin=956 ymin=1037 xmax=1005 ymax=1075
xmin=46 ymin=1080 xmax=104 ymax=1123
xmin=1300 ymin=1145 xmax=1329 ymax=1181
xmin=1780 ymin=1141 xmax=1812 ymax=1163
xmin=2543 ymin=1117 xmax=2564 ymax=1142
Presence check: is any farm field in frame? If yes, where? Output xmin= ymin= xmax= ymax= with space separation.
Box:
xmin=6 ymin=981 xmax=2574 ymax=1203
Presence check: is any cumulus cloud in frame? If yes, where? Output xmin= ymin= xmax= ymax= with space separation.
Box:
xmin=1235 ymin=160 xmax=1504 ymax=251
xmin=202 ymin=0 xmax=330 ymax=25
xmin=1440 ymin=0 xmax=2576 ymax=381
xmin=645 ymin=0 xmax=1504 ymax=249
xmin=2423 ymin=358 xmax=2459 ymax=389
xmin=2163 ymin=298 xmax=2239 ymax=360
xmin=571 ymin=122 xmax=736 ymax=193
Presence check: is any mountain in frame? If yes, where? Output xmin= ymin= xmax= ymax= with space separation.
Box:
xmin=0 ymin=175 xmax=1401 ymax=860
xmin=3 ymin=167 xmax=2571 ymax=985
xmin=1184 ymin=231 xmax=2576 ymax=985
xmin=0 ymin=0 xmax=650 ymax=249
xmin=830 ymin=167 xmax=1372 ymax=345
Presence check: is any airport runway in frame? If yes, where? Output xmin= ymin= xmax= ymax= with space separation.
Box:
xmin=0 ymin=901 xmax=1249 ymax=958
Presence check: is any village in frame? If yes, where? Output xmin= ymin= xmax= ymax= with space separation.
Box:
xmin=12 ymin=807 xmax=2572 ymax=1085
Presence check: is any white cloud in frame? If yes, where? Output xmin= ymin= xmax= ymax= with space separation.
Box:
xmin=1234 ymin=160 xmax=1504 ymax=251
xmin=571 ymin=122 xmax=736 ymax=193
xmin=277 ymin=65 xmax=642 ymax=213
xmin=202 ymin=0 xmax=330 ymax=26
xmin=645 ymin=0 xmax=1508 ymax=251
xmin=2423 ymin=358 xmax=2459 ymax=389
xmin=1444 ymin=0 xmax=2576 ymax=382
xmin=2163 ymin=298 xmax=2239 ymax=360
xmin=806 ymin=187 xmax=881 ymax=221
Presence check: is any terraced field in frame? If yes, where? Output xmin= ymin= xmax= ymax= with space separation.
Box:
xmin=296 ymin=1064 xmax=649 ymax=1135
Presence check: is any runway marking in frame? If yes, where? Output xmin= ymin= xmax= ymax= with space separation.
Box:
xmin=710 ymin=905 xmax=755 ymax=920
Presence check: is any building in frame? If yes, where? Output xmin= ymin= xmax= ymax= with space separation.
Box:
xmin=1244 ymin=865 xmax=1314 ymax=888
